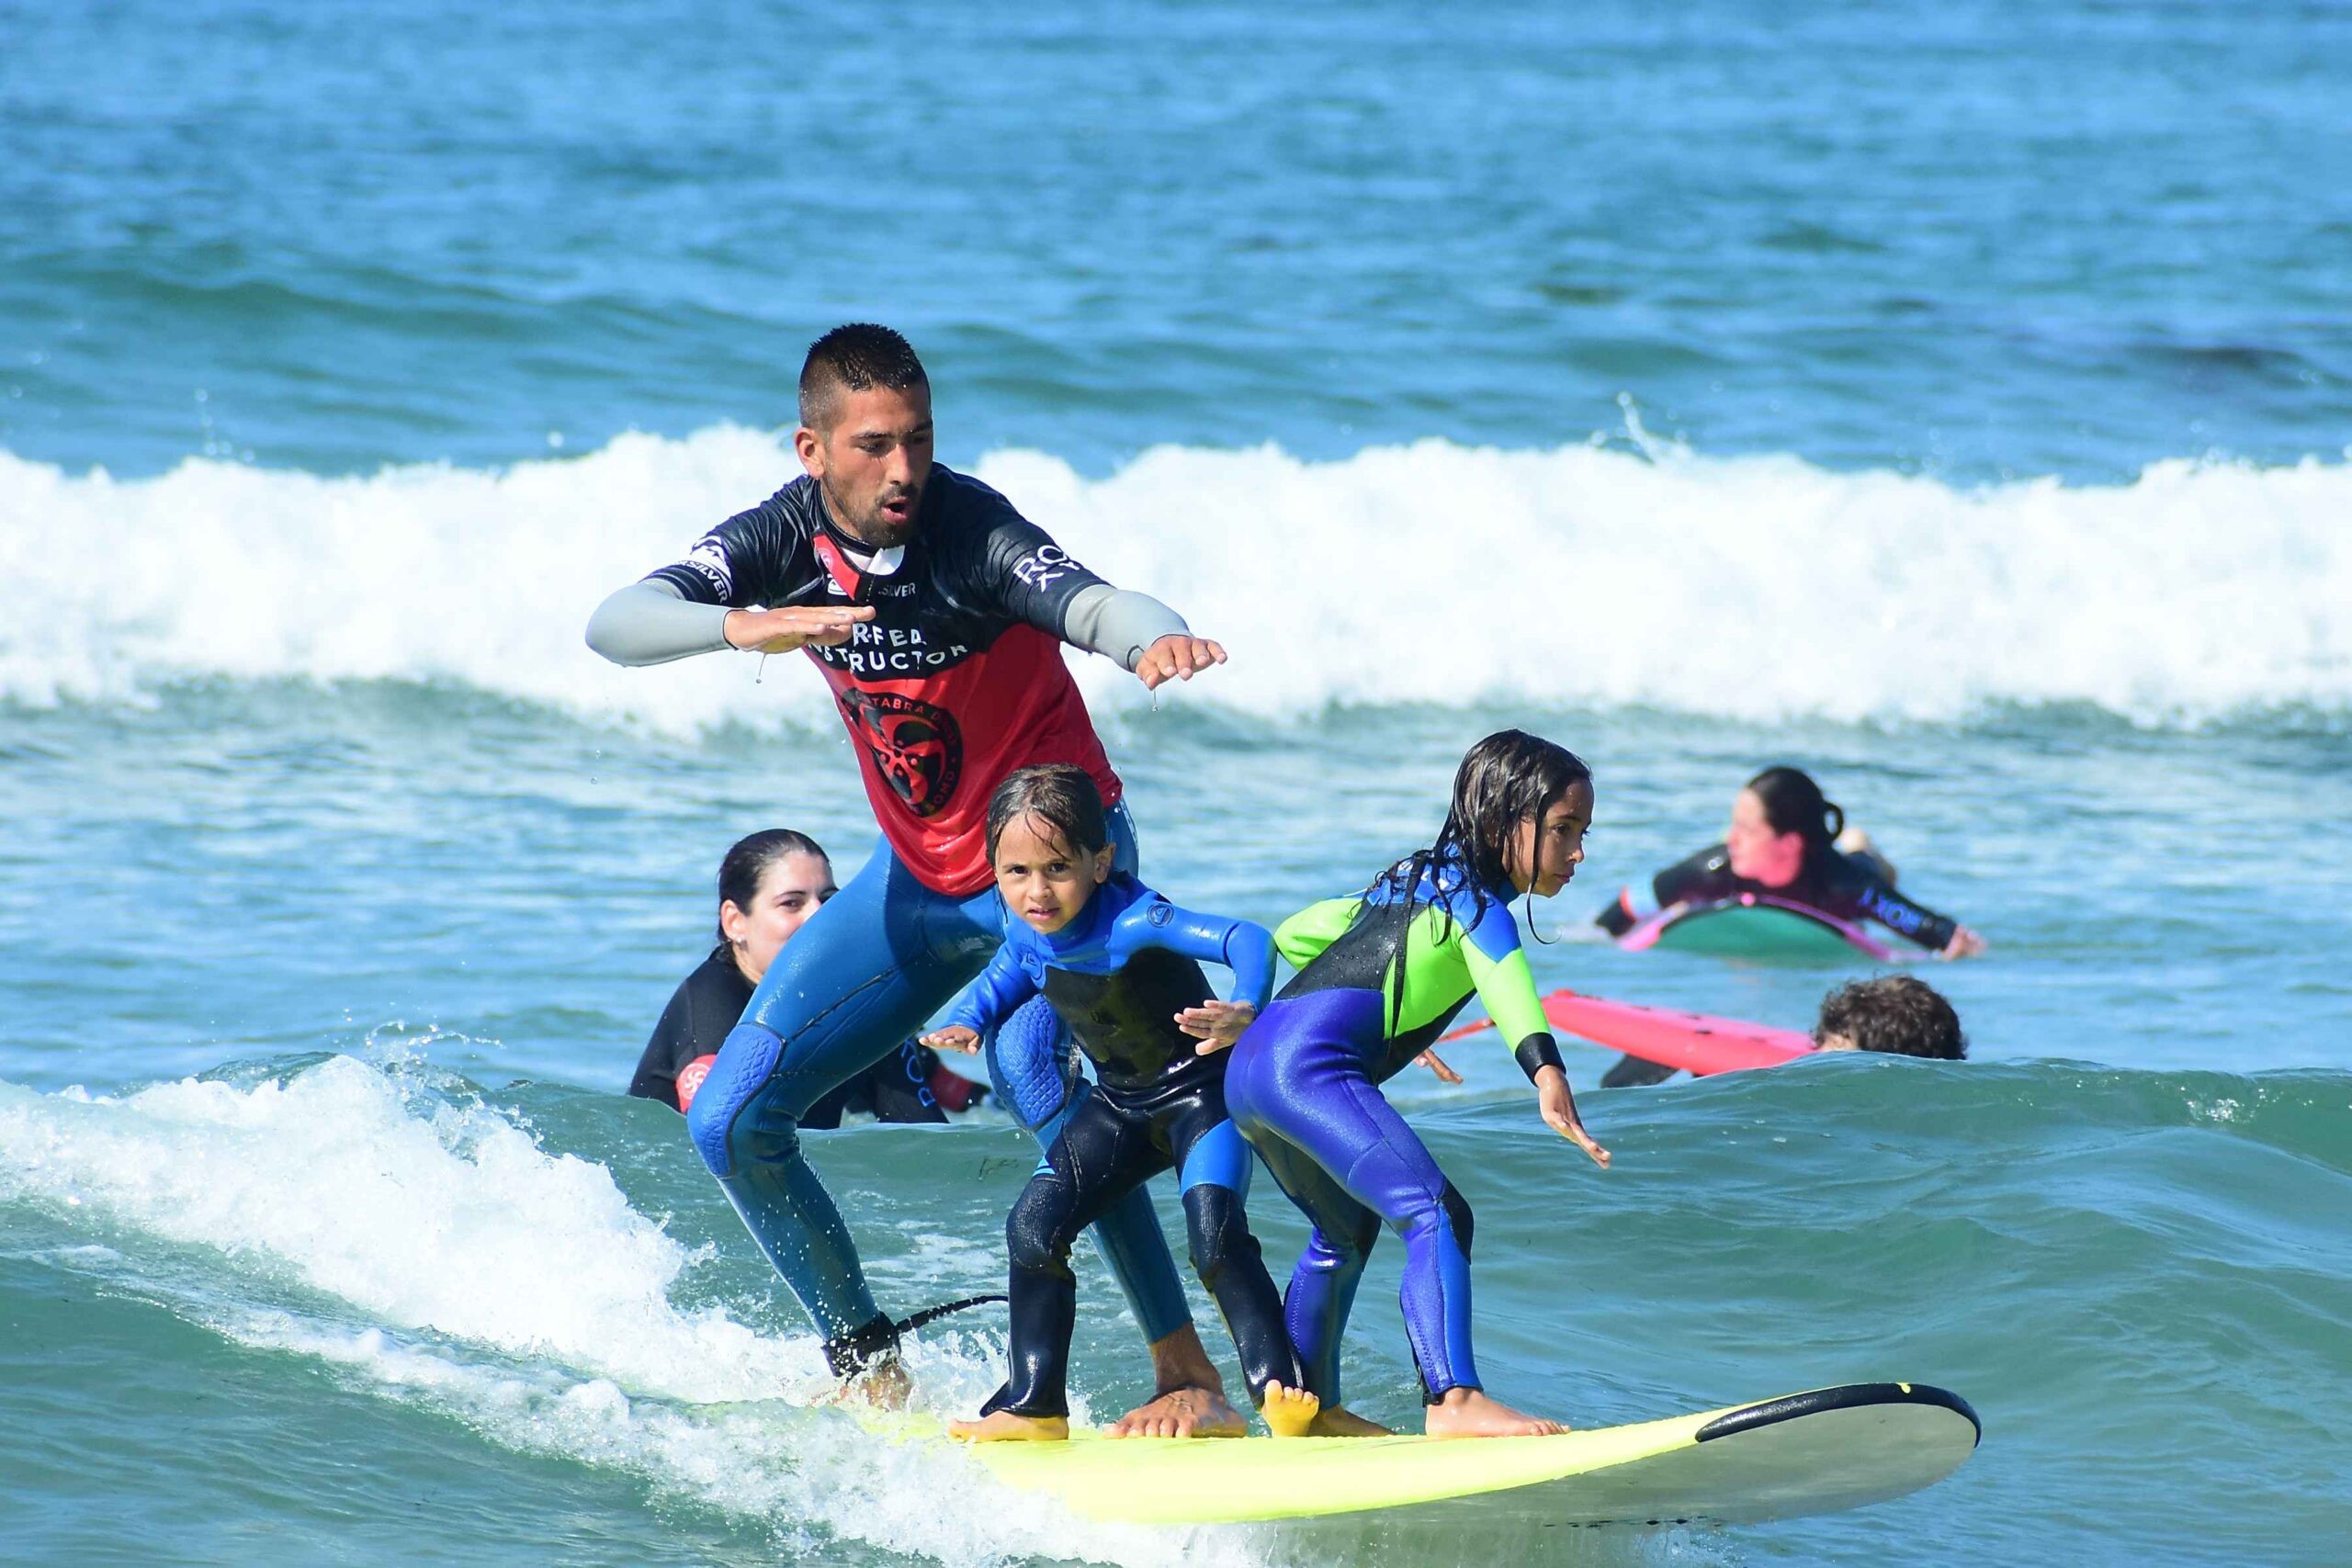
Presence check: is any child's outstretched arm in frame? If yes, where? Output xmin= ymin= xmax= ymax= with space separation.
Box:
xmin=922 ymin=943 xmax=1039 ymax=1055
xmin=1135 ymin=901 xmax=1276 ymax=1049
xmin=1460 ymin=904 xmax=1610 ymax=1169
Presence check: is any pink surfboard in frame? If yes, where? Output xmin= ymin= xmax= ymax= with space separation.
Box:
xmin=1445 ymin=988 xmax=1815 ymax=1077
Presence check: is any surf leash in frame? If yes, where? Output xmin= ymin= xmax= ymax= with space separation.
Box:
xmin=895 ymin=1293 xmax=1009 ymax=1336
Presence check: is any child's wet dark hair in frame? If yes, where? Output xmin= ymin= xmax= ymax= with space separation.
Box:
xmin=1430 ymin=729 xmax=1592 ymax=897
xmin=1814 ymin=976 xmax=1967 ymax=1059
xmin=1369 ymin=729 xmax=1589 ymax=1030
xmin=985 ymin=764 xmax=1109 ymax=864
xmin=715 ymin=829 xmax=828 ymax=939
xmin=1746 ymin=765 xmax=1845 ymax=855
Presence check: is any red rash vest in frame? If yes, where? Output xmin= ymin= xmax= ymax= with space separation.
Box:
xmin=646 ymin=465 xmax=1123 ymax=896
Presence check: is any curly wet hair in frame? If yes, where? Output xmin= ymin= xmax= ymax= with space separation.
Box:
xmin=1814 ymin=975 xmax=1967 ymax=1060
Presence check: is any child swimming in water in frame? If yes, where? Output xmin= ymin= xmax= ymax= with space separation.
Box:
xmin=924 ymin=765 xmax=1315 ymax=1442
xmin=1205 ymin=729 xmax=1611 ymax=1439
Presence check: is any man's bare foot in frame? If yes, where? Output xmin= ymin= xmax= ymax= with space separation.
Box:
xmin=1260 ymin=1380 xmax=1322 ymax=1438
xmin=1110 ymin=1325 xmax=1243 ymax=1437
xmin=819 ymin=1356 xmax=911 ymax=1410
xmin=1308 ymin=1404 xmax=1394 ymax=1438
xmin=949 ymin=1410 xmax=1069 ymax=1443
xmin=1145 ymin=1325 xmax=1229 ymax=1404
xmin=1423 ymin=1387 xmax=1567 ymax=1438
xmin=1109 ymin=1383 xmax=1248 ymax=1438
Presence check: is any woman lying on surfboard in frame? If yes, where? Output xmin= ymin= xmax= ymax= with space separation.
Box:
xmin=925 ymin=765 xmax=1317 ymax=1442
xmin=1596 ymin=766 xmax=1986 ymax=959
xmin=1203 ymin=729 xmax=1611 ymax=1439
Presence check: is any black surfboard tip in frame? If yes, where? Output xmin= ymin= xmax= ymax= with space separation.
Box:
xmin=1695 ymin=1382 xmax=1982 ymax=1448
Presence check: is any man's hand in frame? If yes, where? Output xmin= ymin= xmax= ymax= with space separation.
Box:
xmin=1136 ymin=634 xmax=1227 ymax=691
xmin=1414 ymin=1049 xmax=1463 ymax=1085
xmin=1175 ymin=999 xmax=1256 ymax=1046
xmin=724 ymin=604 xmax=875 ymax=654
xmin=921 ymin=1025 xmax=982 ymax=1055
xmin=1535 ymin=1066 xmax=1610 ymax=1168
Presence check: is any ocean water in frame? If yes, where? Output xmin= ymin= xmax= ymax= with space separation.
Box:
xmin=5 ymin=0 xmax=2351 ymax=1563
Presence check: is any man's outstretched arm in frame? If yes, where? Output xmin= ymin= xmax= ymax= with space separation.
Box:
xmin=585 ymin=580 xmax=733 ymax=666
xmin=587 ymin=579 xmax=873 ymax=666
xmin=1060 ymin=584 xmax=1227 ymax=689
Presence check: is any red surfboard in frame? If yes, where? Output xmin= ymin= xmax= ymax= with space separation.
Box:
xmin=1444 ymin=988 xmax=1815 ymax=1077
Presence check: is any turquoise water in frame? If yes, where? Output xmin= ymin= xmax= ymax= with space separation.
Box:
xmin=6 ymin=1 xmax=2352 ymax=1562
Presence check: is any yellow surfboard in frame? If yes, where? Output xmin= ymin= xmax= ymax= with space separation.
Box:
xmin=877 ymin=1382 xmax=1980 ymax=1527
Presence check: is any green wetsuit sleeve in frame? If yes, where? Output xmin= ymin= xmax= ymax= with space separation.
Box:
xmin=1462 ymin=942 xmax=1552 ymax=1049
xmin=1456 ymin=898 xmax=1565 ymax=1079
xmin=1275 ymin=897 xmax=1361 ymax=971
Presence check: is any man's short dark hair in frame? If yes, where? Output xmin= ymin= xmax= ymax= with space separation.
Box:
xmin=798 ymin=323 xmax=928 ymax=432
xmin=1814 ymin=976 xmax=1967 ymax=1060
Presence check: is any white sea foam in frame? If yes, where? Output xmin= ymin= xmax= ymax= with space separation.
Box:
xmin=0 ymin=1060 xmax=1257 ymax=1566
xmin=4 ymin=428 xmax=2347 ymax=728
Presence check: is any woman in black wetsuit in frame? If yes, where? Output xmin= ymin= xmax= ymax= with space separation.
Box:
xmin=628 ymin=829 xmax=976 ymax=1126
xmin=1600 ymin=767 xmax=1985 ymax=957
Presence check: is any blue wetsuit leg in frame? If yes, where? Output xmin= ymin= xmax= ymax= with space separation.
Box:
xmin=687 ymin=802 xmax=1191 ymax=1358
xmin=687 ymin=837 xmax=983 ymax=1346
xmin=1167 ymin=1096 xmax=1301 ymax=1405
xmin=1226 ymin=1106 xmax=1376 ymax=1407
xmin=1225 ymin=988 xmax=1481 ymax=1404
xmin=987 ymin=992 xmax=1191 ymax=1347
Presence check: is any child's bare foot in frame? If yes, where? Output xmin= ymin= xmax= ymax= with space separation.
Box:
xmin=1260 ymin=1380 xmax=1322 ymax=1438
xmin=1423 ymin=1387 xmax=1567 ymax=1438
xmin=1309 ymin=1404 xmax=1394 ymax=1438
xmin=1109 ymin=1384 xmax=1248 ymax=1438
xmin=948 ymin=1410 xmax=1069 ymax=1443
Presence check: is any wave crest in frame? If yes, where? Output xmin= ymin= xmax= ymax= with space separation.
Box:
xmin=5 ymin=428 xmax=2347 ymax=728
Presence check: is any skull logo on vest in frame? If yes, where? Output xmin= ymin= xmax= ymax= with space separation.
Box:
xmin=837 ymin=689 xmax=964 ymax=818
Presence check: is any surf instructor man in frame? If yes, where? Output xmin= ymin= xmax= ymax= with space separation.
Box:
xmin=587 ymin=324 xmax=1238 ymax=1433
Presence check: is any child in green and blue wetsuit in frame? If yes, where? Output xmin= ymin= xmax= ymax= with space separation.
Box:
xmin=924 ymin=764 xmax=1317 ymax=1442
xmin=1204 ymin=729 xmax=1611 ymax=1438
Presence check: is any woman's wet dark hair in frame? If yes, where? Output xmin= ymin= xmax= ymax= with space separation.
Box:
xmin=1746 ymin=765 xmax=1846 ymax=857
xmin=985 ymin=764 xmax=1109 ymax=864
xmin=1814 ymin=976 xmax=1966 ymax=1060
xmin=716 ymin=829 xmax=828 ymax=940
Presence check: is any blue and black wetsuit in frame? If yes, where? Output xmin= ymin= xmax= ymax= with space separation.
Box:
xmin=945 ymin=873 xmax=1305 ymax=1421
xmin=1225 ymin=852 xmax=1567 ymax=1408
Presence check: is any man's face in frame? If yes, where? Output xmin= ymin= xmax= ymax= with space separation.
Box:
xmin=796 ymin=383 xmax=934 ymax=547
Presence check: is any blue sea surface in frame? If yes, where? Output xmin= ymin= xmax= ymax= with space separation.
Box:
xmin=4 ymin=2 xmax=2350 ymax=1563
xmin=6 ymin=0 xmax=2350 ymax=480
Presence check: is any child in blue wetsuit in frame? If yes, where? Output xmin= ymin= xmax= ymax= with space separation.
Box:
xmin=923 ymin=764 xmax=1317 ymax=1442
xmin=1204 ymin=730 xmax=1611 ymax=1439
